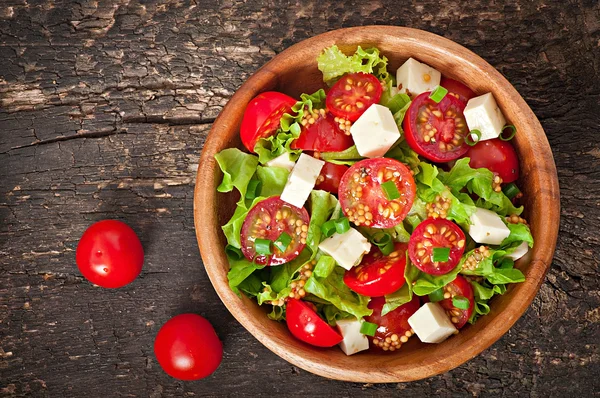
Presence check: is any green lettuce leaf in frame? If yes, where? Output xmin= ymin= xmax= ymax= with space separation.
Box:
xmin=305 ymin=190 xmax=339 ymax=255
xmin=500 ymin=222 xmax=534 ymax=248
xmin=459 ymin=248 xmax=526 ymax=285
xmin=256 ymin=166 xmax=289 ymax=197
xmin=412 ymin=261 xmax=463 ymax=296
xmin=382 ymin=256 xmax=420 ymax=315
xmin=226 ymin=256 xmax=264 ymax=296
xmin=469 ymin=280 xmax=508 ymax=323
xmin=215 ymin=148 xmax=259 ymax=195
xmin=317 ymin=45 xmax=390 ymax=86
xmin=385 ymin=140 xmax=420 ymax=174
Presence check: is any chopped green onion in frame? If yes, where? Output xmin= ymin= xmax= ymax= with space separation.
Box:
xmin=254 ymin=239 xmax=272 ymax=255
xmin=432 ymin=247 xmax=450 ymax=262
xmin=502 ymin=182 xmax=521 ymax=200
xmin=334 ymin=217 xmax=350 ymax=234
xmin=321 ymin=220 xmax=337 ymax=238
xmin=465 ymin=129 xmax=481 ymax=146
xmin=452 ymin=296 xmax=470 ymax=310
xmin=429 ymin=85 xmax=448 ymax=103
xmin=499 ymin=124 xmax=517 ymax=141
xmin=381 ymin=181 xmax=400 ymax=200
xmin=360 ymin=321 xmax=378 ymax=337
xmin=274 ymin=232 xmax=292 ymax=252
xmin=245 ymin=180 xmax=262 ymax=200
xmin=225 ymin=244 xmax=244 ymax=261
xmin=372 ymin=232 xmax=394 ymax=256
xmin=428 ymin=288 xmax=445 ymax=303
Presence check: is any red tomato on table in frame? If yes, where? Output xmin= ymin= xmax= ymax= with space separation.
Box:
xmin=154 ymin=314 xmax=223 ymax=380
xmin=438 ymin=275 xmax=475 ymax=329
xmin=286 ymin=299 xmax=343 ymax=347
xmin=365 ymin=296 xmax=420 ymax=352
xmin=76 ymin=220 xmax=144 ymax=288
xmin=344 ymin=243 xmax=408 ymax=297
xmin=464 ymin=138 xmax=520 ymax=183
xmin=338 ymin=158 xmax=416 ymax=228
xmin=326 ymin=72 xmax=383 ymax=122
xmin=403 ymin=92 xmax=470 ymax=162
xmin=240 ymin=92 xmax=297 ymax=152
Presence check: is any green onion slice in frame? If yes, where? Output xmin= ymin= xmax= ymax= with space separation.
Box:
xmin=372 ymin=232 xmax=394 ymax=256
xmin=452 ymin=296 xmax=471 ymax=310
xmin=432 ymin=247 xmax=450 ymax=262
xmin=334 ymin=217 xmax=350 ymax=234
xmin=502 ymin=182 xmax=521 ymax=200
xmin=499 ymin=124 xmax=517 ymax=141
xmin=254 ymin=239 xmax=272 ymax=255
xmin=274 ymin=232 xmax=292 ymax=252
xmin=321 ymin=220 xmax=337 ymax=238
xmin=381 ymin=181 xmax=400 ymax=200
xmin=429 ymin=85 xmax=448 ymax=103
xmin=428 ymin=288 xmax=445 ymax=303
xmin=465 ymin=129 xmax=481 ymax=146
xmin=225 ymin=244 xmax=244 ymax=261
xmin=245 ymin=179 xmax=262 ymax=200
xmin=360 ymin=321 xmax=378 ymax=337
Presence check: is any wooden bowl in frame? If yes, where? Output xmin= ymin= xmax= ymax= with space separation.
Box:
xmin=194 ymin=26 xmax=560 ymax=382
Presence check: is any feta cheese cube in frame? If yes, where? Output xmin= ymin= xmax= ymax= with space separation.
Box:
xmin=408 ymin=302 xmax=457 ymax=343
xmin=336 ymin=318 xmax=369 ymax=356
xmin=396 ymin=58 xmax=441 ymax=96
xmin=350 ymin=104 xmax=400 ymax=158
xmin=468 ymin=207 xmax=511 ymax=245
xmin=463 ymin=93 xmax=507 ymax=142
xmin=280 ymin=153 xmax=324 ymax=209
xmin=506 ymin=241 xmax=529 ymax=261
xmin=265 ymin=152 xmax=295 ymax=172
xmin=318 ymin=228 xmax=371 ymax=270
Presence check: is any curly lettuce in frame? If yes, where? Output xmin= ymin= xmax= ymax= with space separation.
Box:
xmin=317 ymin=45 xmax=390 ymax=86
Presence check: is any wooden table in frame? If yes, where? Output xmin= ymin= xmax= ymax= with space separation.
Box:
xmin=1 ymin=1 xmax=598 ymax=396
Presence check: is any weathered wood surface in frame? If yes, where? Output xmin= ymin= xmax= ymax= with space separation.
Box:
xmin=0 ymin=0 xmax=598 ymax=396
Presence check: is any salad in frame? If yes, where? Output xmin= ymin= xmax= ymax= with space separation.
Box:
xmin=214 ymin=45 xmax=533 ymax=355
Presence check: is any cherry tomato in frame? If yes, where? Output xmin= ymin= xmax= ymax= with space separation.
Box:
xmin=438 ymin=275 xmax=475 ymax=329
xmin=240 ymin=92 xmax=297 ymax=152
xmin=154 ymin=314 xmax=222 ymax=380
xmin=408 ymin=218 xmax=466 ymax=276
xmin=403 ymin=92 xmax=470 ymax=162
xmin=326 ymin=72 xmax=383 ymax=122
xmin=240 ymin=196 xmax=309 ymax=266
xmin=344 ymin=243 xmax=408 ymax=297
xmin=440 ymin=77 xmax=476 ymax=104
xmin=76 ymin=220 xmax=144 ymax=288
xmin=464 ymin=138 xmax=520 ymax=183
xmin=365 ymin=296 xmax=420 ymax=352
xmin=291 ymin=111 xmax=354 ymax=152
xmin=315 ymin=162 xmax=349 ymax=193
xmin=338 ymin=158 xmax=416 ymax=229
xmin=286 ymin=299 xmax=343 ymax=347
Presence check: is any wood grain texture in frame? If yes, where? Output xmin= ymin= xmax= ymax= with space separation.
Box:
xmin=1 ymin=0 xmax=598 ymax=396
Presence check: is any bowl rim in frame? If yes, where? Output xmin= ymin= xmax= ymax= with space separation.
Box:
xmin=194 ymin=26 xmax=560 ymax=382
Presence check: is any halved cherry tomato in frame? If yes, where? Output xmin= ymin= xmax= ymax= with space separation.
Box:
xmin=365 ymin=296 xmax=420 ymax=352
xmin=403 ymin=92 xmax=470 ymax=162
xmin=240 ymin=196 xmax=309 ymax=266
xmin=408 ymin=218 xmax=466 ymax=275
xmin=440 ymin=77 xmax=476 ymax=104
xmin=326 ymin=72 xmax=383 ymax=122
xmin=315 ymin=162 xmax=349 ymax=193
xmin=464 ymin=138 xmax=520 ymax=183
xmin=344 ymin=243 xmax=408 ymax=297
xmin=286 ymin=299 xmax=343 ymax=347
xmin=76 ymin=220 xmax=144 ymax=288
xmin=291 ymin=111 xmax=354 ymax=152
xmin=240 ymin=92 xmax=297 ymax=152
xmin=438 ymin=275 xmax=474 ymax=329
xmin=338 ymin=158 xmax=416 ymax=229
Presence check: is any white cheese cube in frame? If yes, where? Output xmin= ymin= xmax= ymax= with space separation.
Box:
xmin=265 ymin=152 xmax=295 ymax=172
xmin=280 ymin=153 xmax=324 ymax=209
xmin=396 ymin=57 xmax=441 ymax=96
xmin=350 ymin=104 xmax=400 ymax=158
xmin=408 ymin=302 xmax=457 ymax=344
xmin=506 ymin=241 xmax=529 ymax=261
xmin=463 ymin=93 xmax=507 ymax=142
xmin=318 ymin=228 xmax=371 ymax=270
xmin=336 ymin=318 xmax=369 ymax=356
xmin=468 ymin=207 xmax=511 ymax=245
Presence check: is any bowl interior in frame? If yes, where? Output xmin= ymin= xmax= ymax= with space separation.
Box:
xmin=194 ymin=26 xmax=560 ymax=382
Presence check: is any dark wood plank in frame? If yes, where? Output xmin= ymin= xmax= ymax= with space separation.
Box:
xmin=1 ymin=0 xmax=599 ymax=396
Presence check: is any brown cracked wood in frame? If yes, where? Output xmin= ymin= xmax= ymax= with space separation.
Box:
xmin=0 ymin=0 xmax=599 ymax=396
